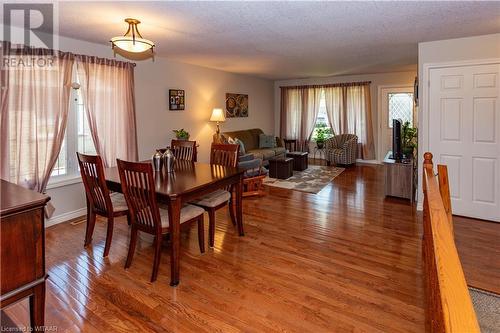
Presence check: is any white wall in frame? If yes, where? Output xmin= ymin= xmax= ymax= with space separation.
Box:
xmin=45 ymin=35 xmax=274 ymax=225
xmin=417 ymin=33 xmax=500 ymax=209
xmin=273 ymin=71 xmax=417 ymax=160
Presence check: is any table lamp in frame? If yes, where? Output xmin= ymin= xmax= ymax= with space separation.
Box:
xmin=210 ymin=108 xmax=226 ymax=143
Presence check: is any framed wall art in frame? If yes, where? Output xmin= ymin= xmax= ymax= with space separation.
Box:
xmin=169 ymin=89 xmax=185 ymax=111
xmin=225 ymin=93 xmax=248 ymax=118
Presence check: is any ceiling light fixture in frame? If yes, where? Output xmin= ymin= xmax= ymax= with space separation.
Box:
xmin=110 ymin=18 xmax=155 ymax=53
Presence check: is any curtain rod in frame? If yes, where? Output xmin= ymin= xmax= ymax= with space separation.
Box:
xmin=2 ymin=41 xmax=136 ymax=67
xmin=280 ymin=81 xmax=371 ymax=89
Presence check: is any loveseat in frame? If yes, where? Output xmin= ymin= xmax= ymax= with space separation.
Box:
xmin=223 ymin=128 xmax=286 ymax=162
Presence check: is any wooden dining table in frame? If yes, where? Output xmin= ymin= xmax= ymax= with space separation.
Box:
xmin=104 ymin=160 xmax=245 ymax=286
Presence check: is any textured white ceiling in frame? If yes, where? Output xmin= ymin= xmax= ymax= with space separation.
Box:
xmin=54 ymin=1 xmax=500 ymax=79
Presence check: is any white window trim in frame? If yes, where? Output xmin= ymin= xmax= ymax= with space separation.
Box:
xmin=46 ymin=173 xmax=82 ymax=189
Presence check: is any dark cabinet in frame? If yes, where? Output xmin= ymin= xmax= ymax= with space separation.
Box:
xmin=1 ymin=179 xmax=50 ymax=330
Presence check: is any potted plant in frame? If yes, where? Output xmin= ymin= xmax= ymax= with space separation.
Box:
xmin=401 ymin=121 xmax=418 ymax=158
xmin=313 ymin=124 xmax=332 ymax=149
xmin=173 ymin=128 xmax=190 ymax=140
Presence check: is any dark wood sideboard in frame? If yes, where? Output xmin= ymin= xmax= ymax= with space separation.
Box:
xmin=0 ymin=179 xmax=50 ymax=330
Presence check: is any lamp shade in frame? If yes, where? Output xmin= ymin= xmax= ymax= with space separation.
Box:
xmin=210 ymin=108 xmax=226 ymax=122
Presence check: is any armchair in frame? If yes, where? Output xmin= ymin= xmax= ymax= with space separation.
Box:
xmin=325 ymin=134 xmax=358 ymax=166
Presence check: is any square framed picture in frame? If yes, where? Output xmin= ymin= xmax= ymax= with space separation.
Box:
xmin=225 ymin=93 xmax=248 ymax=117
xmin=169 ymin=89 xmax=185 ymax=111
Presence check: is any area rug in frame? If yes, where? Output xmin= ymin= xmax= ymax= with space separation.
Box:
xmin=263 ymin=165 xmax=344 ymax=194
xmin=469 ymin=287 xmax=500 ymax=333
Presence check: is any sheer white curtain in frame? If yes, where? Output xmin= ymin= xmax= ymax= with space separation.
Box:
xmin=280 ymin=86 xmax=322 ymax=143
xmin=345 ymin=85 xmax=375 ymax=159
xmin=76 ymin=56 xmax=138 ymax=167
xmin=300 ymin=87 xmax=322 ymax=141
xmin=324 ymin=84 xmax=375 ymax=160
xmin=324 ymin=86 xmax=343 ymax=135
xmin=1 ymin=42 xmax=74 ymax=192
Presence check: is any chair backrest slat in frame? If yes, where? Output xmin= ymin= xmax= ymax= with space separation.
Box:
xmin=77 ymin=153 xmax=112 ymax=214
xmin=171 ymin=140 xmax=197 ymax=162
xmin=117 ymin=159 xmax=161 ymax=232
xmin=210 ymin=144 xmax=239 ymax=167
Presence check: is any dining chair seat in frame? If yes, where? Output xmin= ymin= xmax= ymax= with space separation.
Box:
xmin=191 ymin=189 xmax=231 ymax=208
xmin=110 ymin=193 xmax=129 ymax=213
xmin=159 ymin=204 xmax=206 ymax=228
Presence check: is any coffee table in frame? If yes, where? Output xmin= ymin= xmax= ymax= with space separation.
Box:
xmin=286 ymin=151 xmax=309 ymax=171
xmin=268 ymin=157 xmax=293 ymax=179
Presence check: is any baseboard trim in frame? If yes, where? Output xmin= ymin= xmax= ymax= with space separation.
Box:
xmin=46 ymin=207 xmax=87 ymax=228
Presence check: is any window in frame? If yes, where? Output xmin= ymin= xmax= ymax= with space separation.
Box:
xmin=388 ymin=93 xmax=414 ymax=127
xmin=50 ymin=70 xmax=96 ymax=180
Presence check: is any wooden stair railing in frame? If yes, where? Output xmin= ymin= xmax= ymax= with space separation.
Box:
xmin=422 ymin=152 xmax=479 ymax=333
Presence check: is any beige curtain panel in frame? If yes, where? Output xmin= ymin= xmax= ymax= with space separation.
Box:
xmin=76 ymin=56 xmax=138 ymax=167
xmin=1 ymin=42 xmax=74 ymax=193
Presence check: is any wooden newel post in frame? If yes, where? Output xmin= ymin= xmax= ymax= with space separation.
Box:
xmin=423 ymin=152 xmax=433 ymax=168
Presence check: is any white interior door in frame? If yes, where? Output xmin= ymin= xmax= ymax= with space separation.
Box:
xmin=379 ymin=86 xmax=414 ymax=161
xmin=429 ymin=63 xmax=500 ymax=222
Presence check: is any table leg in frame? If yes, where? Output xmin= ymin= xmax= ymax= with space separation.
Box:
xmin=168 ymin=197 xmax=182 ymax=286
xmin=235 ymin=175 xmax=244 ymax=236
xmin=29 ymin=283 xmax=45 ymax=331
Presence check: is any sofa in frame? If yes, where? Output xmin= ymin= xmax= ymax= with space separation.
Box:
xmin=325 ymin=134 xmax=358 ymax=166
xmin=223 ymin=128 xmax=286 ymax=162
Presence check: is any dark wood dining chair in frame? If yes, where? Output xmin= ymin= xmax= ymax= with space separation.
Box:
xmin=116 ymin=159 xmax=205 ymax=282
xmin=171 ymin=139 xmax=197 ymax=162
xmin=77 ymin=153 xmax=130 ymax=257
xmin=191 ymin=144 xmax=239 ymax=247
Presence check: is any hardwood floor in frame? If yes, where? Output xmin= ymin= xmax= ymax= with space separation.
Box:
xmin=454 ymin=216 xmax=500 ymax=295
xmin=3 ymin=164 xmax=498 ymax=332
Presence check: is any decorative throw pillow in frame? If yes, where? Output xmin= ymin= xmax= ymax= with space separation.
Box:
xmin=234 ymin=138 xmax=246 ymax=155
xmin=259 ymin=134 xmax=276 ymax=148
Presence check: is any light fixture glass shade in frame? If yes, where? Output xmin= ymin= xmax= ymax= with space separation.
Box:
xmin=110 ymin=36 xmax=155 ymax=53
xmin=111 ymin=18 xmax=155 ymax=53
xmin=210 ymin=108 xmax=226 ymax=122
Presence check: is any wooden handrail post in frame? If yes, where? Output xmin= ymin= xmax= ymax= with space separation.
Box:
xmin=423 ymin=152 xmax=433 ymax=168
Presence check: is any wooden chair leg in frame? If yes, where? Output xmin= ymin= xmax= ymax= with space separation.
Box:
xmin=208 ymin=209 xmax=216 ymax=248
xmin=125 ymin=226 xmax=138 ymax=269
xmin=126 ymin=212 xmax=132 ymax=226
xmin=151 ymin=235 xmax=162 ymax=282
xmin=84 ymin=211 xmax=96 ymax=247
xmin=103 ymin=216 xmax=114 ymax=257
xmin=197 ymin=216 xmax=205 ymax=253
xmin=228 ymin=197 xmax=236 ymax=226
